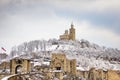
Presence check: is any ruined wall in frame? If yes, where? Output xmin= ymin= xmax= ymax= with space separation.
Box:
xmin=77 ymin=68 xmax=120 ymax=80
xmin=50 ymin=53 xmax=77 ymax=75
xmin=55 ymin=72 xmax=63 ymax=80
xmin=0 ymin=73 xmax=10 ymax=80
xmin=70 ymin=59 xmax=76 ymax=75
xmin=50 ymin=54 xmax=67 ymax=71
xmin=66 ymin=59 xmax=70 ymax=73
xmin=107 ymin=70 xmax=120 ymax=80
xmin=0 ymin=62 xmax=10 ymax=70
xmin=10 ymin=58 xmax=31 ymax=74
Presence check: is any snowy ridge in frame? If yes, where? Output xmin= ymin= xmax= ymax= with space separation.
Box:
xmin=9 ymin=39 xmax=120 ymax=71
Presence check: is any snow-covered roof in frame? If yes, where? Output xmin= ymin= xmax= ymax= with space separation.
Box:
xmin=1 ymin=59 xmax=10 ymax=63
xmin=76 ymin=66 xmax=85 ymax=71
xmin=34 ymin=62 xmax=41 ymax=67
xmin=50 ymin=70 xmax=63 ymax=72
xmin=42 ymin=61 xmax=50 ymax=66
xmin=10 ymin=56 xmax=31 ymax=60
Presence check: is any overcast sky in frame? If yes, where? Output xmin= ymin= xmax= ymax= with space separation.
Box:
xmin=0 ymin=0 xmax=120 ymax=54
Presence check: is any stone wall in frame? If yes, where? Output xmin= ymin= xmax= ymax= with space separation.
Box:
xmin=10 ymin=58 xmax=31 ymax=74
xmin=77 ymin=68 xmax=120 ymax=80
xmin=0 ymin=62 xmax=10 ymax=70
xmin=50 ymin=53 xmax=76 ymax=74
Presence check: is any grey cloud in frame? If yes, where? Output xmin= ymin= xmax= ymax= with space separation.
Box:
xmin=1 ymin=0 xmax=120 ymax=12
xmin=0 ymin=0 xmax=120 ymax=52
xmin=48 ymin=0 xmax=120 ymax=12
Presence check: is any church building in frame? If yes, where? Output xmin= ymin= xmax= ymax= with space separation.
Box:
xmin=59 ymin=23 xmax=75 ymax=41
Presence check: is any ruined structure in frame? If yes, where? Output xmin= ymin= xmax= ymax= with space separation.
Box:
xmin=60 ymin=23 xmax=75 ymax=41
xmin=34 ymin=53 xmax=77 ymax=80
xmin=50 ymin=53 xmax=76 ymax=75
xmin=0 ymin=61 xmax=10 ymax=70
xmin=1 ymin=53 xmax=120 ymax=80
xmin=76 ymin=68 xmax=120 ymax=80
xmin=10 ymin=58 xmax=31 ymax=74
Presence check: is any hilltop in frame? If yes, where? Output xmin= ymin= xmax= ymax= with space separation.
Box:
xmin=9 ymin=39 xmax=120 ymax=71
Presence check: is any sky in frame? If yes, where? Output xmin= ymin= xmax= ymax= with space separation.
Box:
xmin=0 ymin=0 xmax=120 ymax=54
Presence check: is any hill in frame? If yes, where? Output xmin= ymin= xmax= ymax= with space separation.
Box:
xmin=9 ymin=39 xmax=120 ymax=71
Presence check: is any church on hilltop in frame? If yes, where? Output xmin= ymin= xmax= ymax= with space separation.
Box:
xmin=59 ymin=23 xmax=75 ymax=41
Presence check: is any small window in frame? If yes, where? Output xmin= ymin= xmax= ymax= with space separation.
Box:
xmin=56 ymin=67 xmax=61 ymax=70
xmin=16 ymin=59 xmax=22 ymax=64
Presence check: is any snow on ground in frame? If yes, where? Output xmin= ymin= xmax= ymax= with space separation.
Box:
xmin=42 ymin=61 xmax=50 ymax=65
xmin=76 ymin=66 xmax=86 ymax=71
xmin=5 ymin=39 xmax=120 ymax=71
xmin=1 ymin=74 xmax=17 ymax=80
xmin=33 ymin=62 xmax=41 ymax=67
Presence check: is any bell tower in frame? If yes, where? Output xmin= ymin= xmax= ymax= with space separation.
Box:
xmin=69 ymin=23 xmax=75 ymax=40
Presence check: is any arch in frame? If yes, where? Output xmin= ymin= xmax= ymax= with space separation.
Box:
xmin=55 ymin=62 xmax=62 ymax=70
xmin=15 ymin=65 xmax=22 ymax=74
xmin=56 ymin=62 xmax=61 ymax=67
xmin=10 ymin=59 xmax=31 ymax=74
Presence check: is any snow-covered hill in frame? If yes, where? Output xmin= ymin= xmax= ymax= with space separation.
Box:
xmin=9 ymin=39 xmax=120 ymax=71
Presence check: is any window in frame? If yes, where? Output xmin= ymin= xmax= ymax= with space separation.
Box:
xmin=56 ymin=67 xmax=61 ymax=70
xmin=16 ymin=59 xmax=22 ymax=64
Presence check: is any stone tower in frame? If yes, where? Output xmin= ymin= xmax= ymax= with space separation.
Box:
xmin=69 ymin=23 xmax=75 ymax=40
xmin=50 ymin=53 xmax=67 ymax=72
xmin=50 ymin=53 xmax=77 ymax=75
xmin=10 ymin=58 xmax=31 ymax=74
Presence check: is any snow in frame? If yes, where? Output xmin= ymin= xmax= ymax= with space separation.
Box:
xmin=12 ymin=54 xmax=19 ymax=59
xmin=33 ymin=60 xmax=50 ymax=67
xmin=0 ymin=69 xmax=10 ymax=73
xmin=1 ymin=59 xmax=9 ymax=63
xmin=76 ymin=66 xmax=85 ymax=71
xmin=1 ymin=74 xmax=17 ymax=80
xmin=34 ymin=62 xmax=41 ymax=67
xmin=43 ymin=61 xmax=50 ymax=65
xmin=3 ymin=39 xmax=120 ymax=71
xmin=50 ymin=70 xmax=63 ymax=72
xmin=46 ymin=45 xmax=58 ymax=51
xmin=53 ymin=77 xmax=59 ymax=80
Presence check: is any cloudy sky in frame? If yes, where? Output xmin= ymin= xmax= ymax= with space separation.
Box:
xmin=0 ymin=0 xmax=120 ymax=53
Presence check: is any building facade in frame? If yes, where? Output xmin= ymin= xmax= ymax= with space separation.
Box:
xmin=60 ymin=23 xmax=76 ymax=41
xmin=50 ymin=53 xmax=77 ymax=75
xmin=10 ymin=58 xmax=31 ymax=74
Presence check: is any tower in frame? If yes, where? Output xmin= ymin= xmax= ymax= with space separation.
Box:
xmin=10 ymin=58 xmax=31 ymax=74
xmin=69 ymin=23 xmax=75 ymax=40
xmin=59 ymin=23 xmax=76 ymax=41
xmin=65 ymin=30 xmax=68 ymax=35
